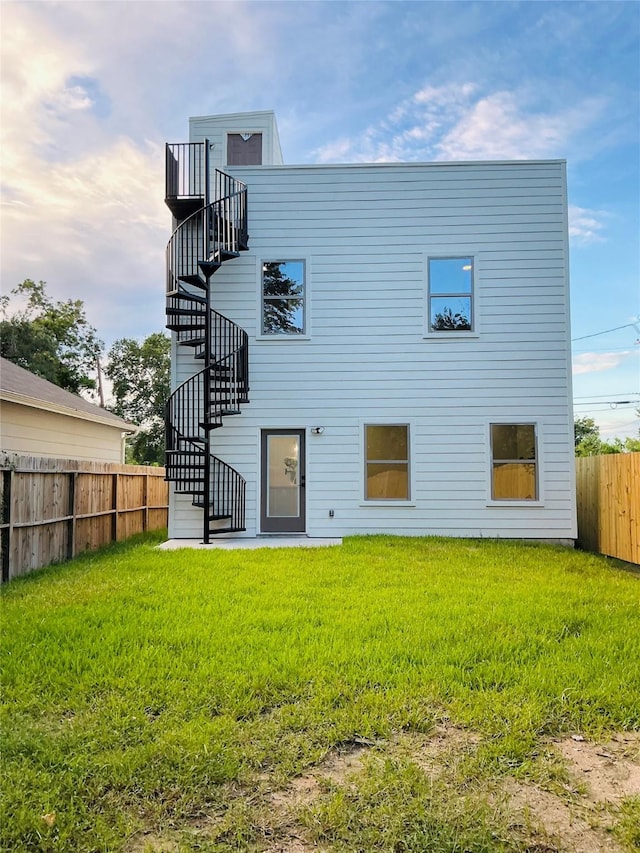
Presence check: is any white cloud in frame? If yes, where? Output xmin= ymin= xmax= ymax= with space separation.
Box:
xmin=572 ymin=351 xmax=633 ymax=375
xmin=436 ymin=92 xmax=600 ymax=161
xmin=0 ymin=4 xmax=168 ymax=342
xmin=568 ymin=205 xmax=608 ymax=245
xmin=0 ymin=1 xmax=295 ymax=344
xmin=313 ymin=83 xmax=605 ymax=164
xmin=47 ymin=84 xmax=94 ymax=113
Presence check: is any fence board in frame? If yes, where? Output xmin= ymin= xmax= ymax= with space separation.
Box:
xmin=119 ymin=475 xmax=145 ymax=510
xmin=0 ymin=453 xmax=168 ymax=581
xmin=75 ymin=515 xmax=113 ymax=555
xmin=76 ymin=473 xmax=113 ymax=515
xmin=576 ymin=453 xmax=639 ymax=564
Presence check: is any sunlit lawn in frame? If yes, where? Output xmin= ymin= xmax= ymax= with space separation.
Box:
xmin=1 ymin=533 xmax=638 ymax=851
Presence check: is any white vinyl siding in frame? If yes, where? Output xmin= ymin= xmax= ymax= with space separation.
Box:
xmin=169 ymin=159 xmax=574 ymax=541
xmin=0 ymin=401 xmax=127 ymax=463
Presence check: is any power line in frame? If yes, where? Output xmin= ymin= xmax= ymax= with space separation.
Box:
xmin=573 ymin=399 xmax=638 ymax=405
xmin=601 ymin=419 xmax=640 ymax=432
xmin=574 ymin=392 xmax=639 ymax=399
xmin=572 ymin=346 xmax=636 ymax=354
xmin=574 ymin=404 xmax=637 ymax=412
xmin=574 ymin=397 xmax=637 ymax=404
xmin=571 ymin=322 xmax=640 ymax=342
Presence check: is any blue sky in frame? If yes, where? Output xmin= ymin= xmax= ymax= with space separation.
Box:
xmin=1 ymin=0 xmax=638 ymax=438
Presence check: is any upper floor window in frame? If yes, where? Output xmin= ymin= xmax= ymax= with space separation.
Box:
xmin=227 ymin=133 xmax=262 ymax=166
xmin=262 ymin=261 xmax=305 ymax=335
xmin=364 ymin=424 xmax=410 ymax=501
xmin=490 ymin=423 xmax=538 ymax=501
xmin=428 ymin=257 xmax=473 ymax=332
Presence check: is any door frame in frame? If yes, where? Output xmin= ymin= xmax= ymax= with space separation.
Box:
xmin=259 ymin=428 xmax=306 ymax=534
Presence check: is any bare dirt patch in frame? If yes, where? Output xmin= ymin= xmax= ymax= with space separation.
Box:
xmin=502 ymin=733 xmax=640 ymax=853
xmin=263 ymin=724 xmax=473 ymax=816
xmin=397 ymin=721 xmax=481 ymax=773
xmin=258 ymin=724 xmax=480 ymax=850
xmin=268 ymin=746 xmax=369 ymax=811
xmin=555 ymin=733 xmax=640 ymax=804
xmin=504 ymin=779 xmax=621 ymax=853
xmin=260 ymin=739 xmax=373 ymax=851
xmin=127 ymin=729 xmax=639 ymax=852
xmin=126 ymin=831 xmax=181 ymax=853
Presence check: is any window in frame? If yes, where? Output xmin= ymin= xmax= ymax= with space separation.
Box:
xmin=262 ymin=261 xmax=305 ymax=335
xmin=490 ymin=424 xmax=538 ymax=500
xmin=428 ymin=257 xmax=473 ymax=331
xmin=365 ymin=424 xmax=410 ymax=500
xmin=227 ymin=133 xmax=262 ymax=165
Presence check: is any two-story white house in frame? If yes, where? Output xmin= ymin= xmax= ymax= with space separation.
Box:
xmin=165 ymin=110 xmax=576 ymax=544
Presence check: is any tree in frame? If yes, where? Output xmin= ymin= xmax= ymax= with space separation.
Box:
xmin=574 ymin=416 xmax=599 ymax=447
xmin=574 ymin=415 xmax=640 ymax=456
xmin=105 ymin=333 xmax=170 ymax=465
xmin=0 ymin=279 xmax=103 ymax=394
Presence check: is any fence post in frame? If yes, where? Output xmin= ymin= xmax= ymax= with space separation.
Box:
xmin=111 ymin=473 xmax=119 ymax=543
xmin=1 ymin=469 xmax=12 ymax=583
xmin=67 ymin=472 xmax=77 ymax=560
xmin=143 ymin=473 xmax=149 ymax=532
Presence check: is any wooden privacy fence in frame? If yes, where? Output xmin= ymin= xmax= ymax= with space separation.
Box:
xmin=576 ymin=452 xmax=639 ymax=565
xmin=0 ymin=453 xmax=168 ymax=582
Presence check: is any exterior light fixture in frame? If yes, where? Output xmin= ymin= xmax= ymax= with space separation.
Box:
xmin=310 ymin=427 xmax=325 ymax=435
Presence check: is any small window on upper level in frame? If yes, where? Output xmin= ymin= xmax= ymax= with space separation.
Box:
xmin=490 ymin=423 xmax=538 ymax=501
xmin=227 ymin=133 xmax=262 ymax=165
xmin=428 ymin=257 xmax=473 ymax=332
xmin=262 ymin=261 xmax=305 ymax=335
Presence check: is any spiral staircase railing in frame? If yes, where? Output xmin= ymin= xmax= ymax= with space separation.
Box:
xmin=164 ymin=142 xmax=249 ymax=540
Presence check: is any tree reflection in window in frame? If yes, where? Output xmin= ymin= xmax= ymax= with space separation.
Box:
xmin=431 ymin=306 xmax=471 ymax=331
xmin=429 ymin=258 xmax=473 ymax=332
xmin=262 ymin=261 xmax=305 ymax=334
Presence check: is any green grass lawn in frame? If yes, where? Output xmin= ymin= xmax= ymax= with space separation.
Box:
xmin=1 ymin=534 xmax=639 ymax=852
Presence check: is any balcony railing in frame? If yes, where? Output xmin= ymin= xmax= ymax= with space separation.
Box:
xmin=165 ymin=142 xmax=205 ymax=202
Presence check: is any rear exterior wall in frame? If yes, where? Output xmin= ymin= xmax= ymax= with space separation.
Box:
xmin=169 ymin=160 xmax=576 ymax=540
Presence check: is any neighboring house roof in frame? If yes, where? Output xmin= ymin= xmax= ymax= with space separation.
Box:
xmin=0 ymin=357 xmax=136 ymax=432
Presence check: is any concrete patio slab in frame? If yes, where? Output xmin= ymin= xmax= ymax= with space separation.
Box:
xmin=158 ymin=537 xmax=343 ymax=551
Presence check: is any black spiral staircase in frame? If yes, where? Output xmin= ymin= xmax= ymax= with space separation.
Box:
xmin=164 ymin=141 xmax=249 ymax=541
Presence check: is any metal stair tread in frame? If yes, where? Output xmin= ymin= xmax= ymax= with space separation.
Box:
xmin=166 ymin=306 xmax=206 ymax=316
xmin=178 ymin=274 xmax=207 ymax=289
xmin=176 ymin=288 xmax=207 ymax=303
xmin=167 ymin=324 xmax=206 ymax=333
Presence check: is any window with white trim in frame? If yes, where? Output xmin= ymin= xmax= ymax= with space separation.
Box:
xmin=428 ymin=257 xmax=473 ymax=331
xmin=261 ymin=260 xmax=305 ymax=335
xmin=490 ymin=423 xmax=538 ymax=500
xmin=364 ymin=424 xmax=410 ymax=500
